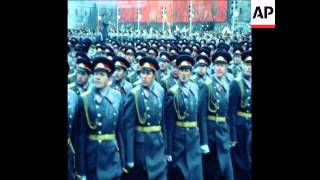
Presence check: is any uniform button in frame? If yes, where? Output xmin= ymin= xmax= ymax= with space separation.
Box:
xmin=158 ymin=113 xmax=161 ymax=116
xmin=98 ymin=122 xmax=102 ymax=126
xmin=113 ymin=122 xmax=116 ymax=125
xmin=96 ymin=105 xmax=99 ymax=109
xmin=141 ymin=93 xmax=144 ymax=96
xmin=144 ymin=99 xmax=147 ymax=103
xmin=186 ymin=128 xmax=189 ymax=131
xmin=147 ymin=122 xmax=150 ymax=126
xmin=97 ymin=113 xmax=101 ymax=117
xmin=147 ymin=114 xmax=151 ymax=118
xmin=98 ymin=131 xmax=102 ymax=134
xmin=216 ymin=93 xmax=219 ymax=96
xmin=69 ymin=115 xmax=72 ymax=119
xmin=146 ymin=107 xmax=150 ymax=111
xmin=184 ymin=98 xmax=187 ymax=102
xmin=217 ymin=100 xmax=220 ymax=103
xmin=248 ymin=97 xmax=251 ymax=100
xmin=98 ymin=140 xmax=102 ymax=143
xmin=247 ymin=110 xmax=249 ymax=112
xmin=113 ymin=113 xmax=116 ymax=116
xmin=246 ymin=89 xmax=250 ymax=93
xmin=69 ymin=125 xmax=72 ymax=128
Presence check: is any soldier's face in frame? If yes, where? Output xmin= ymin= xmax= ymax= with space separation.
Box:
xmin=171 ymin=65 xmax=179 ymax=78
xmin=244 ymin=60 xmax=252 ymax=76
xmin=197 ymin=64 xmax=207 ymax=76
xmin=140 ymin=70 xmax=155 ymax=87
xmin=233 ymin=51 xmax=242 ymax=64
xmin=210 ymin=51 xmax=214 ymax=57
xmin=147 ymin=51 xmax=157 ymax=58
xmin=191 ymin=51 xmax=197 ymax=58
xmin=125 ymin=52 xmax=134 ymax=63
xmin=214 ymin=63 xmax=227 ymax=78
xmin=114 ymin=67 xmax=126 ymax=81
xmin=160 ymin=61 xmax=169 ymax=70
xmin=131 ymin=61 xmax=138 ymax=71
xmin=94 ymin=71 xmax=110 ymax=89
xmin=178 ymin=68 xmax=191 ymax=83
xmin=76 ymin=70 xmax=89 ymax=85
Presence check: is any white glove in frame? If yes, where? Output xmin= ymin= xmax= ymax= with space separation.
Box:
xmin=122 ymin=167 xmax=129 ymax=174
xmin=229 ymin=141 xmax=237 ymax=148
xmin=127 ymin=162 xmax=134 ymax=168
xmin=81 ymin=176 xmax=87 ymax=180
xmin=166 ymin=155 xmax=172 ymax=162
xmin=200 ymin=144 xmax=210 ymax=154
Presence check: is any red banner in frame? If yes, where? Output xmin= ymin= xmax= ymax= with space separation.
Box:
xmin=118 ymin=0 xmax=228 ymax=23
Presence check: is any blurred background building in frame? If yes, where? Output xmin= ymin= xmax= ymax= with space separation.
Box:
xmin=68 ymin=0 xmax=251 ymax=33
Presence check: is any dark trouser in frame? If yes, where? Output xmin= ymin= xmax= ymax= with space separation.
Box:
xmin=68 ymin=165 xmax=75 ymax=180
xmin=232 ymin=120 xmax=251 ymax=180
xmin=203 ymin=146 xmax=230 ymax=180
xmin=68 ymin=152 xmax=76 ymax=180
xmin=233 ymin=166 xmax=251 ymax=180
xmin=121 ymin=166 xmax=148 ymax=180
xmin=203 ymin=154 xmax=234 ymax=180
xmin=203 ymin=151 xmax=220 ymax=180
xmin=168 ymin=165 xmax=184 ymax=180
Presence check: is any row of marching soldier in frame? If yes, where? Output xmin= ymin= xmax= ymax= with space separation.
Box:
xmin=68 ymin=30 xmax=252 ymax=180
